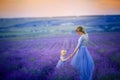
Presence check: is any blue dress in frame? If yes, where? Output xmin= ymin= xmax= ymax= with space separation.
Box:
xmin=71 ymin=34 xmax=94 ymax=80
xmin=56 ymin=56 xmax=66 ymax=68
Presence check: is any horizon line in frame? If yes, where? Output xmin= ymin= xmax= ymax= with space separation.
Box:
xmin=0 ymin=14 xmax=120 ymax=19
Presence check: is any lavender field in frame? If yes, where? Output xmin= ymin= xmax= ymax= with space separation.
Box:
xmin=0 ymin=15 xmax=120 ymax=80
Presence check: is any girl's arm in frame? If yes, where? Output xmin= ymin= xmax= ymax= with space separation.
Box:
xmin=60 ymin=47 xmax=79 ymax=61
xmin=60 ymin=56 xmax=70 ymax=61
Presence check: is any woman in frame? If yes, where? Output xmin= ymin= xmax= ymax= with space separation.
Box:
xmin=68 ymin=26 xmax=95 ymax=80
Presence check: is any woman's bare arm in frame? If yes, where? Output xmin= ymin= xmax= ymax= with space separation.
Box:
xmin=69 ymin=36 xmax=83 ymax=59
xmin=69 ymin=47 xmax=79 ymax=58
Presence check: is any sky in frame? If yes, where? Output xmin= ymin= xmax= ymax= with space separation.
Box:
xmin=0 ymin=0 xmax=120 ymax=18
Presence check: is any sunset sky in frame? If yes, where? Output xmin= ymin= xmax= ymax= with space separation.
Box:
xmin=0 ymin=0 xmax=120 ymax=18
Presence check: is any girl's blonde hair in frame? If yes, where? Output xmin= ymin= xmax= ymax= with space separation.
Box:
xmin=60 ymin=50 xmax=67 ymax=55
xmin=75 ymin=26 xmax=87 ymax=34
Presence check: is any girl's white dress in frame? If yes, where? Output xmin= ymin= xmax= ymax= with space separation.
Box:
xmin=56 ymin=56 xmax=66 ymax=68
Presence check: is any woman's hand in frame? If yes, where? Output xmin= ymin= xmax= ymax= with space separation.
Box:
xmin=61 ymin=53 xmax=74 ymax=61
xmin=66 ymin=53 xmax=73 ymax=60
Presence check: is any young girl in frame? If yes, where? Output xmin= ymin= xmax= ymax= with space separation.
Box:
xmin=56 ymin=50 xmax=69 ymax=68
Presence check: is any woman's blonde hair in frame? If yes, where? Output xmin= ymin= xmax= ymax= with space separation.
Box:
xmin=75 ymin=26 xmax=86 ymax=34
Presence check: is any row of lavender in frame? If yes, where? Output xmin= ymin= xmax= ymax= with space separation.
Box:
xmin=0 ymin=32 xmax=120 ymax=80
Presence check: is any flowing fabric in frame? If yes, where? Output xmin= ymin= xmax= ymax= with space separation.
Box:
xmin=71 ymin=34 xmax=94 ymax=80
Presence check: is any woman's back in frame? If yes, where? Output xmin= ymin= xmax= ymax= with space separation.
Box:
xmin=79 ymin=34 xmax=88 ymax=47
